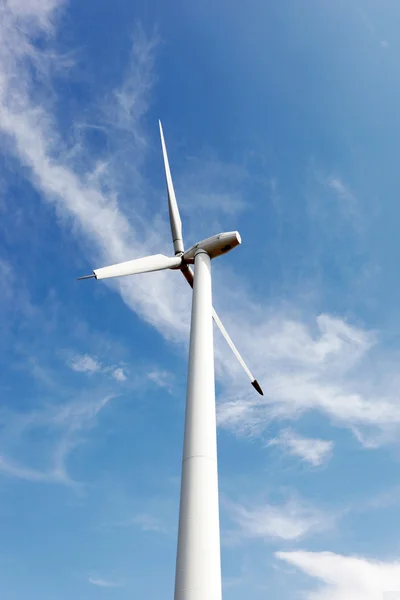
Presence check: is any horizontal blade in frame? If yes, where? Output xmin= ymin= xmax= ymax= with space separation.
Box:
xmin=93 ymin=254 xmax=182 ymax=281
xmin=159 ymin=121 xmax=184 ymax=255
xmin=181 ymin=266 xmax=263 ymax=395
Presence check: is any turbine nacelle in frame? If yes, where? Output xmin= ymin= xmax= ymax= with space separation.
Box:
xmin=78 ymin=122 xmax=263 ymax=396
xmin=183 ymin=231 xmax=241 ymax=262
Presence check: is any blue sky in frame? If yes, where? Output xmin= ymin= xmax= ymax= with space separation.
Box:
xmin=2 ymin=0 xmax=400 ymax=598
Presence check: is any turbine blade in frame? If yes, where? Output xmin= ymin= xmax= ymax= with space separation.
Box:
xmin=181 ymin=266 xmax=263 ymax=395
xmin=93 ymin=254 xmax=182 ymax=280
xmin=211 ymin=308 xmax=263 ymax=395
xmin=159 ymin=120 xmax=184 ymax=255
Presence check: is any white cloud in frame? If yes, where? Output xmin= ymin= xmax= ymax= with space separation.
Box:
xmin=0 ymin=1 xmax=192 ymax=346
xmin=69 ymin=354 xmax=101 ymax=374
xmin=277 ymin=550 xmax=400 ymax=600
xmin=327 ymin=176 xmax=360 ymax=225
xmin=132 ymin=513 xmax=167 ymax=533
xmin=147 ymin=369 xmax=174 ymax=392
xmin=112 ymin=367 xmax=127 ymax=381
xmin=68 ymin=355 xmax=128 ymax=382
xmin=309 ymin=168 xmax=361 ymax=229
xmin=216 ymin=311 xmax=400 ymax=445
xmin=227 ymin=497 xmax=333 ymax=542
xmin=88 ymin=577 xmax=122 ymax=588
xmin=5 ymin=0 xmax=63 ymax=31
xmin=269 ymin=429 xmax=334 ymax=467
xmin=2 ymin=0 xmax=400 ymax=455
xmin=328 ymin=177 xmax=356 ymax=205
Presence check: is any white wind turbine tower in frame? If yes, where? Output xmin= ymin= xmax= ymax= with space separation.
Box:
xmin=79 ymin=121 xmax=263 ymax=600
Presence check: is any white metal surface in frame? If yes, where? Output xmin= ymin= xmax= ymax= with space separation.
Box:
xmin=211 ymin=308 xmax=254 ymax=382
xmin=159 ymin=121 xmax=184 ymax=255
xmin=183 ymin=231 xmax=241 ymax=262
xmin=181 ymin=264 xmax=263 ymax=393
xmin=174 ymin=250 xmax=222 ymax=600
xmin=78 ymin=122 xmax=265 ymax=600
xmin=93 ymin=254 xmax=182 ymax=280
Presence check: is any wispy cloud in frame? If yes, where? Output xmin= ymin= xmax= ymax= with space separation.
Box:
xmin=69 ymin=354 xmax=101 ymax=374
xmin=327 ymin=176 xmax=359 ymax=222
xmin=112 ymin=367 xmax=127 ymax=382
xmin=277 ymin=550 xmax=400 ymax=600
xmin=2 ymin=0 xmax=400 ymax=459
xmin=268 ymin=429 xmax=334 ymax=467
xmin=226 ymin=496 xmax=333 ymax=543
xmin=307 ymin=166 xmax=363 ymax=233
xmin=177 ymin=156 xmax=247 ymax=217
xmin=88 ymin=577 xmax=123 ymax=588
xmin=0 ymin=258 xmax=13 ymax=302
xmin=359 ymin=8 xmax=389 ymax=49
xmin=108 ymin=24 xmax=158 ymax=139
xmin=0 ymin=394 xmax=113 ymax=485
xmin=147 ymin=368 xmax=174 ymax=392
xmin=0 ymin=455 xmax=68 ymax=484
xmin=132 ymin=513 xmax=167 ymax=533
xmin=327 ymin=177 xmax=356 ymax=204
xmin=216 ymin=311 xmax=400 ymax=446
xmin=68 ymin=354 xmax=128 ymax=382
xmin=0 ymin=1 xmax=191 ymax=346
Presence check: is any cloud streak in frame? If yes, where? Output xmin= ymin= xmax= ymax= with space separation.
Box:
xmin=268 ymin=429 xmax=334 ymax=467
xmin=0 ymin=455 xmax=68 ymax=484
xmin=88 ymin=577 xmax=123 ymax=588
xmin=0 ymin=0 xmax=191 ymax=345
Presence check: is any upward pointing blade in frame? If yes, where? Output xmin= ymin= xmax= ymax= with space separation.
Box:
xmin=159 ymin=121 xmax=184 ymax=255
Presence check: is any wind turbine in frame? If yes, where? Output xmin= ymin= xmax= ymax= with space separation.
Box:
xmin=78 ymin=121 xmax=263 ymax=600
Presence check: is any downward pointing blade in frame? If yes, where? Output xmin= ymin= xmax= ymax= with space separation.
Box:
xmin=159 ymin=121 xmax=184 ymax=255
xmin=211 ymin=308 xmax=263 ymax=395
xmin=92 ymin=254 xmax=182 ymax=280
xmin=181 ymin=266 xmax=263 ymax=395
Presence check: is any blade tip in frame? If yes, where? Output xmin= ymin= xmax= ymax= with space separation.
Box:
xmin=77 ymin=273 xmax=96 ymax=281
xmin=251 ymin=380 xmax=264 ymax=396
